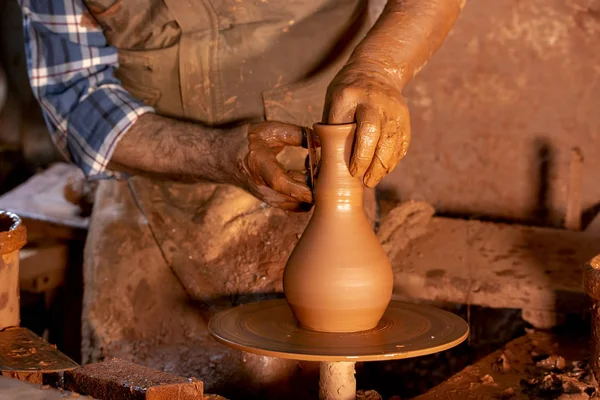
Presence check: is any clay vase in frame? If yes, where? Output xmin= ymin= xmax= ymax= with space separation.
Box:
xmin=283 ymin=123 xmax=393 ymax=332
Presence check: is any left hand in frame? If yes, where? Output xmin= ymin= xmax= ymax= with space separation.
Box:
xmin=323 ymin=61 xmax=411 ymax=187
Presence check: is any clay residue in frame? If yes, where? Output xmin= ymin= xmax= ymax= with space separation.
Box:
xmin=63 ymin=175 xmax=97 ymax=217
xmin=490 ymin=2 xmax=572 ymax=59
xmin=521 ymin=358 xmax=596 ymax=398
xmin=590 ymin=255 xmax=600 ymax=270
xmin=412 ymin=330 xmax=593 ymax=400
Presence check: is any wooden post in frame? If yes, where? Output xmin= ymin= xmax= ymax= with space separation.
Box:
xmin=319 ymin=362 xmax=356 ymax=400
xmin=0 ymin=211 xmax=26 ymax=330
xmin=565 ymin=147 xmax=583 ymax=231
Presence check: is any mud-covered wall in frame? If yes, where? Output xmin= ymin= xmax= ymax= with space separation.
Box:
xmin=386 ymin=0 xmax=600 ymax=227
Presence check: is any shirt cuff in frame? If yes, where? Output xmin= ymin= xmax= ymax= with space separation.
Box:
xmin=65 ymin=85 xmax=154 ymax=179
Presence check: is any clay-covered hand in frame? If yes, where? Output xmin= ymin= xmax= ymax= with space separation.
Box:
xmin=236 ymin=122 xmax=314 ymax=212
xmin=323 ymin=61 xmax=410 ymax=188
xmin=108 ymin=114 xmax=313 ymax=212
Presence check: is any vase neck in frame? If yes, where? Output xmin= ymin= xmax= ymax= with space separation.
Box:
xmin=313 ymin=124 xmax=363 ymax=210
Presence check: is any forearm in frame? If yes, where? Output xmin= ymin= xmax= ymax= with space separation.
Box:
xmin=108 ymin=114 xmax=246 ymax=185
xmin=349 ymin=0 xmax=465 ymax=90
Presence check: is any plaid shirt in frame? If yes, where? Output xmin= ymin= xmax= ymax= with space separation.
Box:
xmin=20 ymin=0 xmax=154 ymax=178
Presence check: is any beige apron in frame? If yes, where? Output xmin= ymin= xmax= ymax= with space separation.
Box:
xmin=82 ymin=0 xmax=380 ymax=397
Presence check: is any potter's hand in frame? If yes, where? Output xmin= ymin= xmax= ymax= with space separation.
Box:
xmin=323 ymin=62 xmax=410 ymax=188
xmin=323 ymin=0 xmax=465 ymax=187
xmin=236 ymin=122 xmax=313 ymax=212
xmin=108 ymin=114 xmax=312 ymax=211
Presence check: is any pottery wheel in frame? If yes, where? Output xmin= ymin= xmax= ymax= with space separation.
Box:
xmin=208 ymin=299 xmax=469 ymax=362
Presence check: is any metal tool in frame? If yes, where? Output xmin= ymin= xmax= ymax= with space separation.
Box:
xmin=305 ymin=127 xmax=320 ymax=195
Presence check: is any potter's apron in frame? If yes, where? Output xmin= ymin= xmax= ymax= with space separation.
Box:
xmin=82 ymin=0 xmax=381 ymax=395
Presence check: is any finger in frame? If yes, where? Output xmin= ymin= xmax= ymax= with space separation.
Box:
xmin=288 ymin=170 xmax=310 ymax=186
xmin=350 ymin=104 xmax=380 ymax=177
xmin=386 ymin=105 xmax=412 ymax=171
xmin=322 ymin=91 xmax=333 ymax=123
xmin=254 ymin=184 xmax=305 ymax=211
xmin=364 ymin=119 xmax=399 ymax=187
xmin=326 ymin=89 xmax=358 ymax=124
xmin=280 ymin=202 xmax=307 ymax=212
xmin=394 ymin=116 xmax=411 ymax=163
xmin=258 ymin=151 xmax=313 ymax=203
xmin=269 ymin=123 xmax=307 ymax=147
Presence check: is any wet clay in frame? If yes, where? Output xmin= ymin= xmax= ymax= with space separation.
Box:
xmin=0 ymin=211 xmax=26 ymax=330
xmin=283 ymin=123 xmax=393 ymax=332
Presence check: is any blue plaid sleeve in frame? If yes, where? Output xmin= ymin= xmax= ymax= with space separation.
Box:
xmin=19 ymin=0 xmax=155 ymax=179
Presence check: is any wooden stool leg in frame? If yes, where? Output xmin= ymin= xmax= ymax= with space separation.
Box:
xmin=319 ymin=362 xmax=356 ymax=400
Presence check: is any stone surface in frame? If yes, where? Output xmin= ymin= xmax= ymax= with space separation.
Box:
xmin=64 ymin=358 xmax=203 ymax=400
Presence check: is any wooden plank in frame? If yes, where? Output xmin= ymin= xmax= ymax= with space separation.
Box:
xmin=19 ymin=245 xmax=68 ymax=294
xmin=0 ymin=327 xmax=78 ymax=373
xmin=383 ymin=212 xmax=600 ymax=313
xmin=20 ymin=218 xmax=86 ymax=243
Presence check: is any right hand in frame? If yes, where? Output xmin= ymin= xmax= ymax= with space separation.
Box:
xmin=236 ymin=122 xmax=314 ymax=212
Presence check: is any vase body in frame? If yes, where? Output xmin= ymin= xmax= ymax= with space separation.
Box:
xmin=283 ymin=123 xmax=393 ymax=332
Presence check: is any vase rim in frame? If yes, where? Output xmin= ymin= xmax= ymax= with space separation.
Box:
xmin=312 ymin=123 xmax=357 ymax=139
